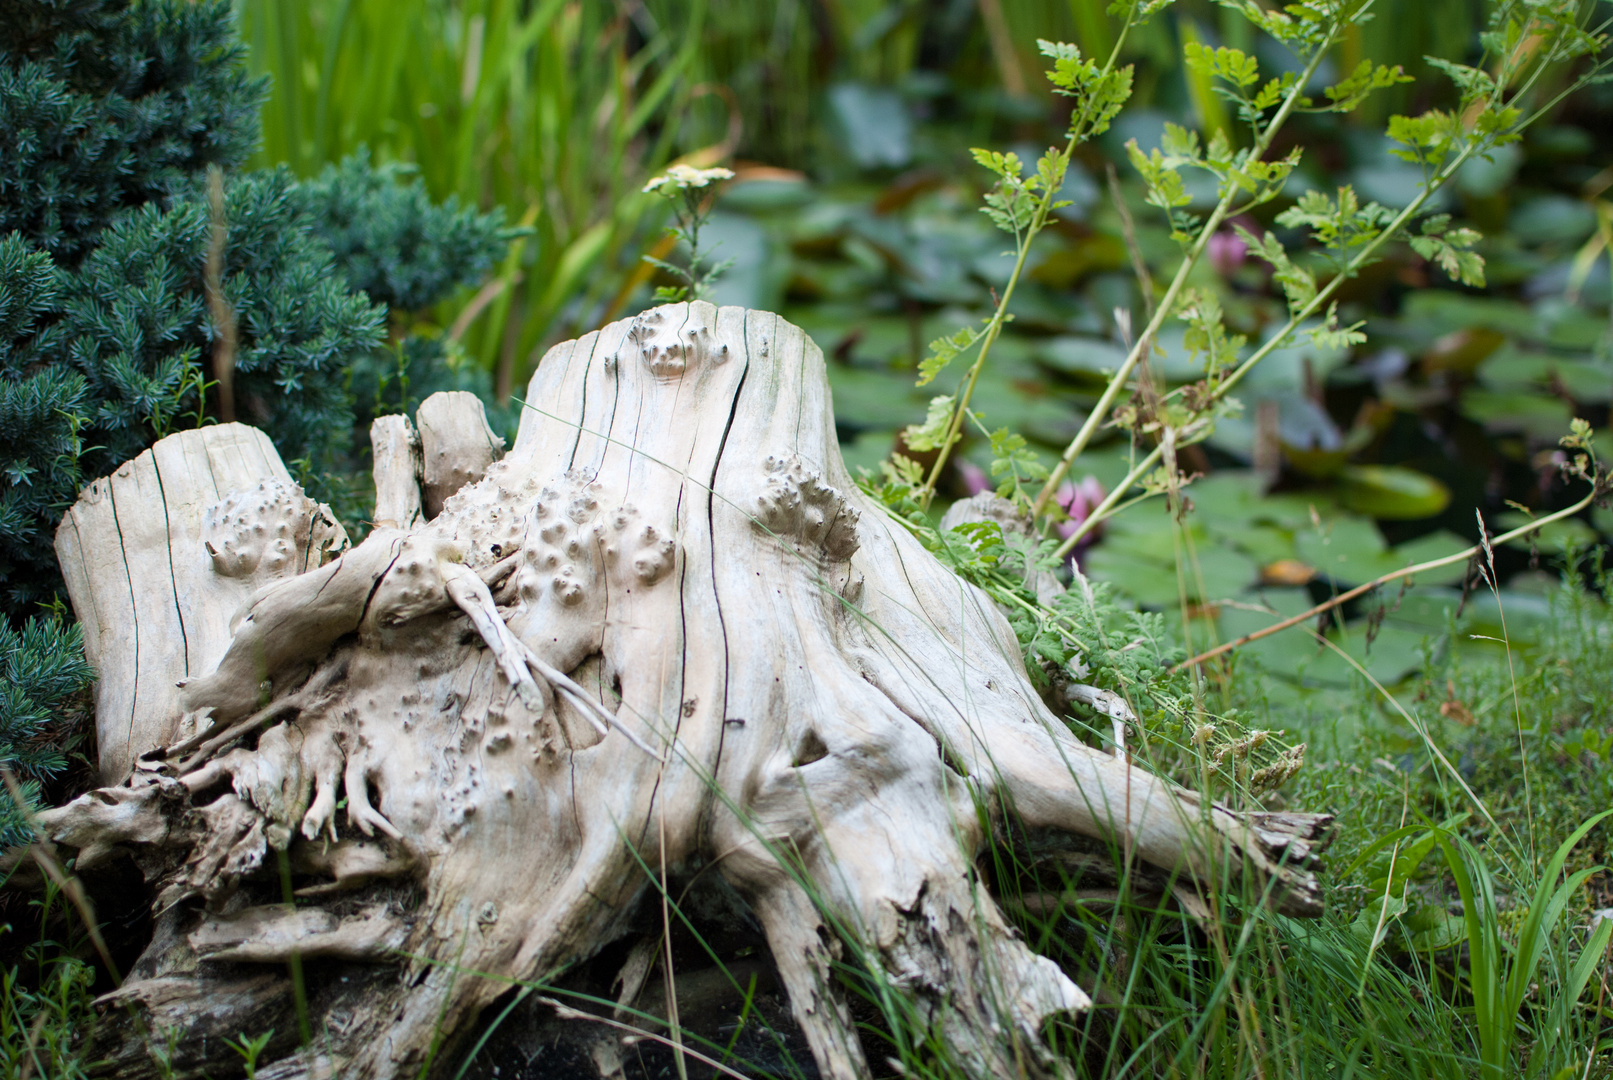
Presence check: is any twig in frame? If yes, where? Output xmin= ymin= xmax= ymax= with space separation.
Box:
xmin=1171 ymin=486 xmax=1600 ymax=673
xmin=536 ymin=997 xmax=755 ymax=1080
xmin=517 ymin=642 xmax=663 ymax=759
xmin=204 ymin=165 xmax=237 ymax=423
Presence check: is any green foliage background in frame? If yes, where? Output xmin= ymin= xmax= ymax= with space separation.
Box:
xmin=228 ymin=2 xmax=1613 ymax=1075
xmin=0 ymin=0 xmax=512 ymax=840
xmin=2 ymin=0 xmax=1612 ymax=1076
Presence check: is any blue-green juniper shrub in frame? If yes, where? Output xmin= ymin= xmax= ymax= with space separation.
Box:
xmin=0 ymin=0 xmax=511 ymax=831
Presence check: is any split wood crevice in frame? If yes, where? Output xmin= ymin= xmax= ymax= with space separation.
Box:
xmin=39 ymin=304 xmax=1332 ymax=1080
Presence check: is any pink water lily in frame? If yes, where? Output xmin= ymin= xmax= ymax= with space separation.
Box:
xmin=1054 ymin=475 xmax=1106 ymax=541
xmin=1208 ymin=228 xmax=1248 ymax=278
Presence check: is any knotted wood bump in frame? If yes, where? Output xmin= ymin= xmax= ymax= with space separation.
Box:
xmin=624 ymin=306 xmax=726 ymax=378
xmin=753 ymin=454 xmax=860 ymax=561
xmin=514 ymin=470 xmax=679 ymax=605
xmin=202 ymin=478 xmax=347 ymax=581
xmin=604 ymin=505 xmax=677 ymax=586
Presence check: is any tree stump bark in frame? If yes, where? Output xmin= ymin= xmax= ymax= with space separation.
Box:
xmin=54 ymin=423 xmax=348 ymax=780
xmin=42 ymin=303 xmax=1330 ymax=1080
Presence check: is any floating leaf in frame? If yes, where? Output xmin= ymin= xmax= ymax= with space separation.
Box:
xmin=827 ymin=83 xmax=912 ymax=170
xmin=1460 ymin=389 xmax=1573 ymax=439
xmin=1339 ymin=465 xmax=1451 ymax=520
xmin=1422 ymin=327 xmax=1504 ymax=376
xmin=1509 ymin=195 xmax=1597 ymax=247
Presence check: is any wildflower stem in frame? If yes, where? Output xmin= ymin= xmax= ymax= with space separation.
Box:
xmin=916 ymin=15 xmax=1140 ymax=508
xmin=1032 ymin=34 xmax=1336 ymax=519
xmin=1051 ymin=140 xmax=1478 ymax=560
xmin=1171 ymin=484 xmax=1600 ymax=673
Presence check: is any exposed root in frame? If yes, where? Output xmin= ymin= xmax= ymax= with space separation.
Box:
xmin=190 ymin=903 xmax=408 ymax=962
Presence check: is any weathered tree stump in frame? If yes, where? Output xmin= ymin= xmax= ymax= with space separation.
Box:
xmin=42 ymin=303 xmax=1329 ymax=1080
xmin=54 ymin=423 xmax=348 ymax=780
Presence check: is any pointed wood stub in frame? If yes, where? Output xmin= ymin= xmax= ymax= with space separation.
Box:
xmin=417 ymin=391 xmax=504 ymax=520
xmin=54 ymin=424 xmax=348 ymax=779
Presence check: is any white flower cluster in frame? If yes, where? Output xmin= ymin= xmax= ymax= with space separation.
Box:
xmin=642 ymin=164 xmax=734 ymax=194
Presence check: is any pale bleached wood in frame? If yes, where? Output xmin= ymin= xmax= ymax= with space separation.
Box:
xmin=369 ymin=414 xmax=423 ymax=529
xmin=53 ymin=423 xmax=348 ymax=780
xmin=416 ymin=390 xmax=505 ymax=519
xmin=43 ymin=304 xmax=1331 ymax=1080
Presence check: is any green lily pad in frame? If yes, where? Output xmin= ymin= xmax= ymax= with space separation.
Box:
xmin=1084 ymin=545 xmax=1183 ymax=608
xmin=721 ymin=176 xmax=814 ymax=213
xmin=1400 ymin=291 xmax=1538 ymax=339
xmin=1300 ymin=621 xmax=1429 ymax=686
xmin=825 ymin=365 xmax=925 ymax=430
xmin=1222 ymin=523 xmax=1298 ymax=565
xmin=1339 ymin=465 xmax=1451 ymax=520
xmin=1184 ymin=471 xmax=1327 ymax=531
xmin=1459 ymin=389 xmax=1573 ymax=440
xmin=827 ymin=83 xmax=911 ymax=170
xmin=839 ymin=430 xmax=898 ymax=477
xmin=1509 ymin=195 xmax=1597 ymax=247
xmin=1218 ymin=589 xmax=1325 ymax=673
xmin=1101 ymin=511 xmax=1209 ymax=563
xmin=1177 ymin=546 xmax=1261 ymax=601
xmin=1085 ymin=506 xmax=1260 ymax=606
xmin=1479 ymin=346 xmax=1613 ymax=405
xmin=1390 ymin=531 xmax=1471 ymax=586
xmin=1037 ymin=335 xmax=1129 ymax=378
xmin=1295 ymin=517 xmax=1396 ymax=584
xmin=1454 ymin=142 xmax=1521 ymax=198
xmin=1216 ymin=587 xmax=1427 ymax=686
xmin=965 ymin=374 xmax=1087 ymax=449
xmin=1544 ymin=307 xmax=1609 ymax=350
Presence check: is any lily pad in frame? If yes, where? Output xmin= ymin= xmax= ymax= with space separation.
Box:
xmin=1509 ymin=195 xmax=1597 ymax=247
xmin=1459 ymin=389 xmax=1572 ymax=440
xmin=1295 ymin=517 xmax=1397 ymax=584
xmin=827 ymin=83 xmax=912 ymax=170
xmin=1339 ymin=465 xmax=1451 ymax=520
xmin=1479 ymin=346 xmax=1613 ymax=404
xmin=1083 ymin=545 xmax=1183 ymax=608
xmin=1037 ymin=335 xmax=1129 ymax=378
xmin=839 ymin=430 xmax=898 ymax=477
xmin=1233 ymin=525 xmax=1301 ymax=566
xmin=1301 ymin=620 xmax=1429 ymax=685
xmin=1217 ymin=589 xmax=1326 ymax=673
xmin=1389 ymin=531 xmax=1470 ymax=586
xmin=825 ymin=365 xmax=925 ymax=430
xmin=1454 ymin=142 xmax=1521 ymax=199
xmin=721 ymin=176 xmax=814 ymax=213
xmin=1400 ymin=291 xmax=1538 ymax=339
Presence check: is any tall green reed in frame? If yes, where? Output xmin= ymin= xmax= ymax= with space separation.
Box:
xmin=236 ymin=0 xmax=710 ymax=395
